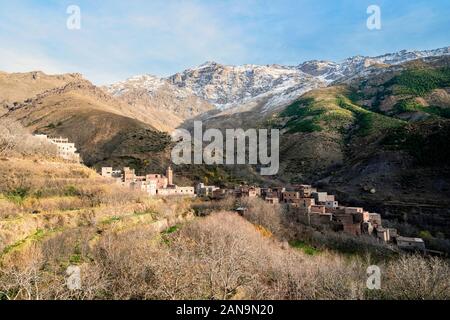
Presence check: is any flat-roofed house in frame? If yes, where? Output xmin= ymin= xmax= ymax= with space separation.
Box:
xmin=333 ymin=213 xmax=362 ymax=236
xmin=368 ymin=213 xmax=382 ymax=227
xmin=102 ymin=167 xmax=113 ymax=178
xmin=282 ymin=191 xmax=300 ymax=203
xmin=265 ymin=197 xmax=279 ymax=205
xmin=196 ymin=183 xmax=220 ymax=196
xmin=310 ymin=205 xmax=326 ymax=214
xmin=294 ymin=185 xmax=314 ymax=197
xmin=396 ymin=236 xmax=426 ymax=252
xmin=344 ymin=207 xmax=364 ymax=214
xmin=325 ymin=200 xmax=339 ymax=209
xmin=34 ymin=134 xmax=81 ymax=162
xmin=312 ymin=192 xmax=328 ymax=204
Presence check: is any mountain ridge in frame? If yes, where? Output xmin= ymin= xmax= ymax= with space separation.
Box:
xmin=106 ymin=46 xmax=450 ymax=114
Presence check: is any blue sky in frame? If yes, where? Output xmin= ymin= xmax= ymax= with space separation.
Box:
xmin=0 ymin=0 xmax=449 ymax=84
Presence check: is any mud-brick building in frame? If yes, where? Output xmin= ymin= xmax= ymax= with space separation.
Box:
xmin=282 ymin=191 xmax=300 ymax=203
xmin=396 ymin=236 xmax=426 ymax=252
xmin=333 ymin=213 xmax=363 ymax=236
xmin=293 ymin=184 xmax=316 ymax=197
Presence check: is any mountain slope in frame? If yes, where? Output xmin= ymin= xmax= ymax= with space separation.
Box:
xmin=274 ymin=57 xmax=450 ymax=243
xmin=105 ymin=75 xmax=214 ymax=132
xmin=0 ymin=71 xmax=81 ymax=106
xmin=1 ymin=72 xmax=173 ymax=174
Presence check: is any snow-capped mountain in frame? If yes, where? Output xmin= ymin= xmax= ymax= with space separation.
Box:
xmin=107 ymin=74 xmax=166 ymax=97
xmin=167 ymin=62 xmax=324 ymax=110
xmin=298 ymin=47 xmax=450 ymax=83
xmin=106 ymin=46 xmax=450 ymax=114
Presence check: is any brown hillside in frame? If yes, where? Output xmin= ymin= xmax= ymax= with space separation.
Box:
xmin=1 ymin=72 xmax=173 ymax=174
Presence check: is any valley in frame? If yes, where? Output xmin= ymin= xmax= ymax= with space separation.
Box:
xmin=1 ymin=46 xmax=450 ymax=261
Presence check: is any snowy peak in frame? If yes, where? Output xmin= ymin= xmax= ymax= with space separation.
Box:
xmin=299 ymin=46 xmax=450 ymax=82
xmin=374 ymin=47 xmax=450 ymax=64
xmin=168 ymin=63 xmax=318 ymax=109
xmin=194 ymin=61 xmax=223 ymax=70
xmin=106 ymin=74 xmax=165 ymax=97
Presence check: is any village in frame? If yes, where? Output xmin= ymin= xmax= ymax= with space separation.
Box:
xmin=31 ymin=134 xmax=427 ymax=254
xmin=100 ymin=165 xmax=427 ymax=254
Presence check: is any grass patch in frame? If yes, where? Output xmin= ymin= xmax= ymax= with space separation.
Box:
xmin=133 ymin=208 xmax=157 ymax=219
xmin=64 ymin=185 xmax=80 ymax=197
xmin=4 ymin=187 xmax=30 ymax=205
xmin=101 ymin=216 xmax=121 ymax=225
xmin=1 ymin=229 xmax=47 ymax=258
xmin=160 ymin=224 xmax=182 ymax=245
xmin=394 ymin=99 xmax=424 ymax=113
xmin=163 ymin=224 xmax=180 ymax=235
xmin=289 ymin=240 xmax=321 ymax=256
xmin=281 ymin=97 xmax=315 ymax=117
xmin=69 ymin=253 xmax=82 ymax=264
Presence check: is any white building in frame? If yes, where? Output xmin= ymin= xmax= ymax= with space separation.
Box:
xmin=196 ymin=183 xmax=219 ymax=196
xmin=34 ymin=134 xmax=81 ymax=162
xmin=312 ymin=192 xmax=329 ymax=204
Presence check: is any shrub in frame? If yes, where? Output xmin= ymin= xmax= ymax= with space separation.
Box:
xmin=0 ymin=118 xmax=57 ymax=158
xmin=373 ymin=255 xmax=450 ymax=300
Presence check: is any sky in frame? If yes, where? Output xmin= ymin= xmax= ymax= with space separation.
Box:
xmin=0 ymin=0 xmax=449 ymax=84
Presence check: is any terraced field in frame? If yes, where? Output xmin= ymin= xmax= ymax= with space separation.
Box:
xmin=0 ymin=158 xmax=195 ymax=297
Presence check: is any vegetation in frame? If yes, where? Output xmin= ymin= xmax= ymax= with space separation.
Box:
xmin=1 ymin=78 xmax=449 ymax=300
xmin=336 ymin=96 xmax=403 ymax=137
xmin=392 ymin=99 xmax=450 ymax=119
xmin=280 ymin=90 xmax=354 ymax=134
xmin=0 ymin=119 xmax=57 ymax=158
xmin=0 ymin=156 xmax=448 ymax=300
xmin=1 ymin=205 xmax=448 ymax=300
xmin=388 ymin=67 xmax=450 ymax=96
xmin=381 ymin=120 xmax=450 ymax=166
xmin=5 ymin=187 xmax=30 ymax=205
xmin=289 ymin=240 xmax=321 ymax=256
xmin=278 ymin=88 xmax=404 ymax=137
